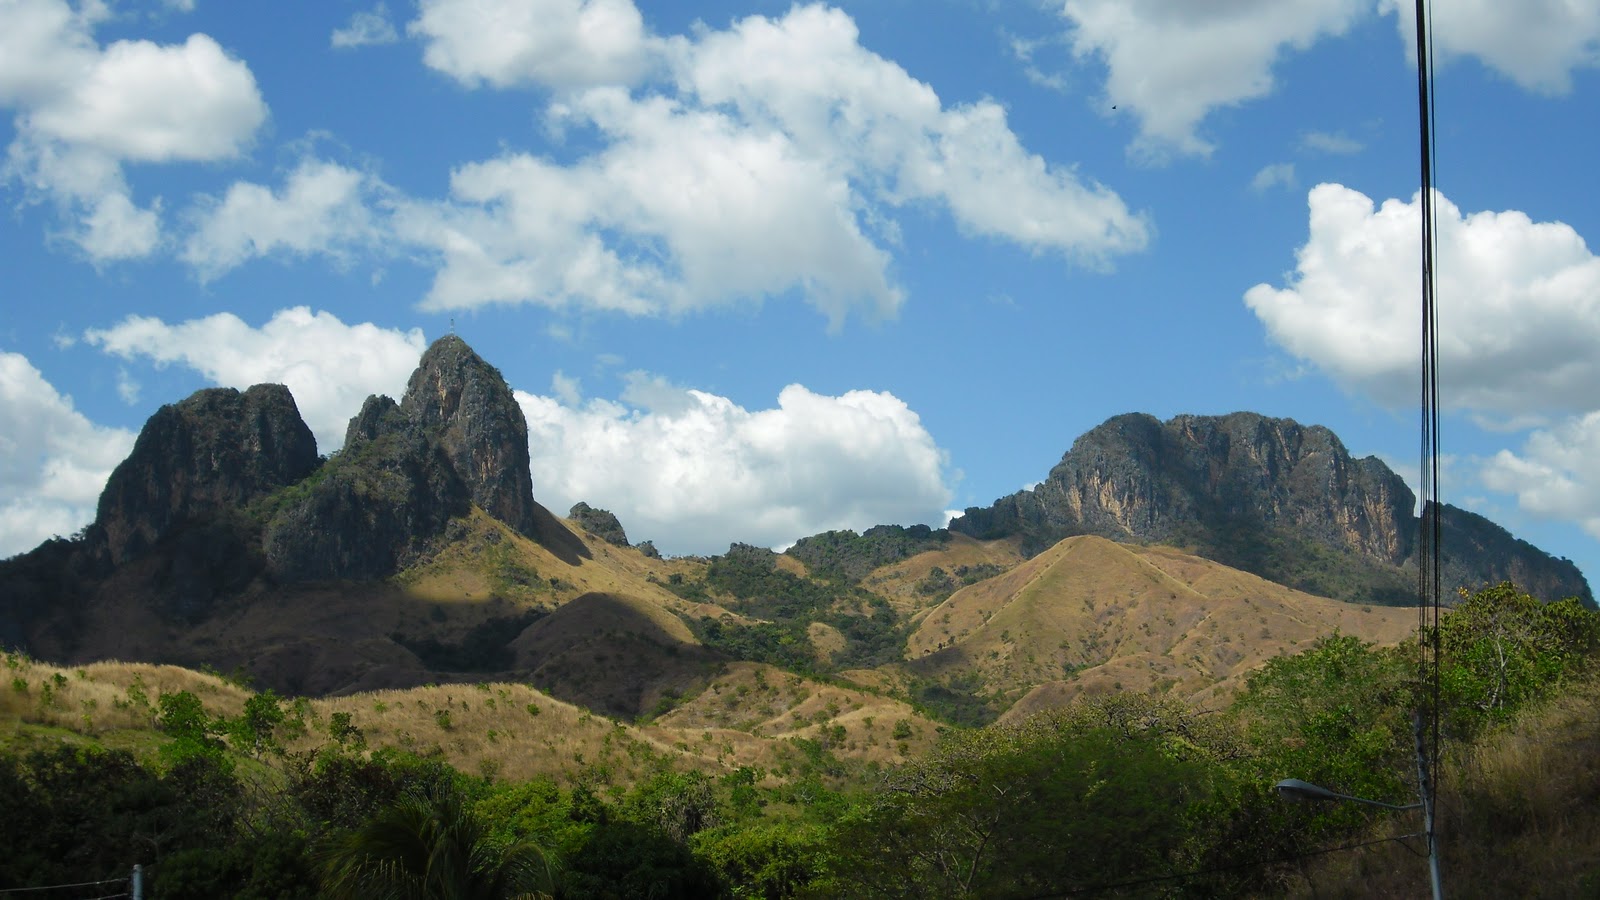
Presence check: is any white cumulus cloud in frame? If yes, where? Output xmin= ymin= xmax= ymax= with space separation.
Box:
xmin=1245 ymin=183 xmax=1600 ymax=415
xmin=83 ymin=307 xmax=427 ymax=453
xmin=0 ymin=0 xmax=267 ymax=262
xmin=1483 ymin=413 xmax=1600 ymax=539
xmin=400 ymin=3 xmax=1146 ymax=324
xmin=0 ymin=351 xmax=136 ymax=558
xmin=1250 ymin=182 xmax=1600 ymax=550
xmin=515 ymin=374 xmax=955 ymax=556
xmin=181 ymin=157 xmax=390 ymax=279
xmin=1058 ymin=0 xmax=1370 ymax=157
xmin=1381 ymin=0 xmax=1600 ymax=94
xmin=409 ymin=0 xmax=656 ymax=89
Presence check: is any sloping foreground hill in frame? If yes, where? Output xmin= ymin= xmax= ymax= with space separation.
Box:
xmin=0 ymin=653 xmax=942 ymax=786
xmin=902 ymin=534 xmax=1416 ymax=716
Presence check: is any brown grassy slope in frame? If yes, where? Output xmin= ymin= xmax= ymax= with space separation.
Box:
xmin=1285 ymin=677 xmax=1600 ymax=899
xmin=0 ymin=656 xmax=252 ymax=754
xmin=654 ymin=661 xmax=941 ymax=763
xmin=42 ymin=508 xmax=736 ymax=698
xmin=0 ymin=652 xmax=934 ymax=789
xmin=510 ymin=591 xmax=720 ymax=720
xmin=901 ymin=535 xmax=1414 ymax=715
xmin=860 ymin=533 xmax=1026 ymax=615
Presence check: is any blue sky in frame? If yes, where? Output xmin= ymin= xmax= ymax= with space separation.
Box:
xmin=3 ymin=0 xmax=1599 ymax=593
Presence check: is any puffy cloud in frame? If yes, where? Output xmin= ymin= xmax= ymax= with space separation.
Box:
xmin=1245 ymin=183 xmax=1600 ymax=415
xmin=78 ymin=191 xmax=162 ymax=260
xmin=24 ymin=33 xmax=264 ymax=162
xmin=0 ymin=351 xmax=136 ymax=558
xmin=0 ymin=0 xmax=266 ymax=261
xmin=401 ymin=4 xmax=1146 ymax=322
xmin=409 ymin=0 xmax=655 ymax=89
xmin=1482 ymin=414 xmax=1600 ymax=539
xmin=681 ymin=6 xmax=1147 ymax=262
xmin=398 ymin=87 xmax=901 ymax=323
xmin=332 ymin=3 xmax=400 ymax=49
xmin=83 ymin=307 xmax=426 ymax=453
xmin=1058 ymin=0 xmax=1369 ymax=157
xmin=515 ymin=375 xmax=954 ymax=555
xmin=181 ymin=158 xmax=389 ymax=279
xmin=1381 ymin=0 xmax=1600 ymax=94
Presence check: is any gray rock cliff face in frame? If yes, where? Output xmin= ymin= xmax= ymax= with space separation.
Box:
xmin=401 ymin=335 xmax=537 ymax=538
xmin=263 ymin=398 xmax=470 ymax=582
xmin=94 ymin=385 xmax=318 ymax=566
xmin=952 ymin=412 xmax=1591 ymax=605
xmin=263 ymin=336 xmax=540 ymax=581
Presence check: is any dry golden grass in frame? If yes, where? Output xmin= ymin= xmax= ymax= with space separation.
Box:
xmin=863 ymin=533 xmax=1025 ymax=616
xmin=1 ymin=653 xmax=251 ymax=743
xmin=1 ymin=649 xmax=938 ymax=789
xmin=902 ymin=535 xmax=1414 ymax=716
xmin=654 ymin=661 xmax=940 ymax=765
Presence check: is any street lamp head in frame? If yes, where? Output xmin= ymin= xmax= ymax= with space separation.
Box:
xmin=1275 ymin=778 xmax=1346 ymax=803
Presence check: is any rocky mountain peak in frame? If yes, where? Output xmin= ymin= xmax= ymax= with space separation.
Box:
xmin=94 ymin=384 xmax=318 ymax=566
xmin=951 ymin=411 xmax=1590 ymax=605
xmin=400 ymin=335 xmax=537 ymax=537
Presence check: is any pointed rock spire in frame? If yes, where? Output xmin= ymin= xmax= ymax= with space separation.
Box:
xmin=400 ymin=335 xmax=537 ymax=538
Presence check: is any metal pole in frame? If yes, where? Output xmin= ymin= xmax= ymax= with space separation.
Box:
xmin=1413 ymin=711 xmax=1443 ymax=900
xmin=132 ymin=863 xmax=143 ymax=900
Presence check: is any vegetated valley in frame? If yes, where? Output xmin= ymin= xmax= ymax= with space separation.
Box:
xmin=3 ymin=336 xmax=1597 ymax=898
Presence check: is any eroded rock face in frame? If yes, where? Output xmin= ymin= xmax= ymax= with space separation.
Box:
xmin=263 ymin=420 xmax=470 ymax=582
xmin=952 ymin=412 xmax=1591 ymax=605
xmin=95 ymin=385 xmax=318 ymax=566
xmin=401 ymin=335 xmax=536 ymax=538
xmin=263 ymin=337 xmax=541 ymax=582
xmin=569 ymin=502 xmax=629 ymax=546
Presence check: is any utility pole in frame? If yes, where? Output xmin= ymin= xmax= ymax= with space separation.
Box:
xmin=1413 ymin=711 xmax=1443 ymax=900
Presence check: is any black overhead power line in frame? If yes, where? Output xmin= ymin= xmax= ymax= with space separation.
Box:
xmin=1412 ymin=0 xmax=1445 ymax=895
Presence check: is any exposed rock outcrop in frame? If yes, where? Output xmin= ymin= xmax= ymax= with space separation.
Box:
xmin=401 ymin=335 xmax=537 ymax=538
xmin=263 ymin=400 xmax=471 ymax=582
xmin=94 ymin=385 xmax=318 ymax=566
xmin=569 ymin=502 xmax=629 ymax=546
xmin=951 ymin=412 xmax=1591 ymax=605
xmin=263 ymin=336 xmax=546 ymax=582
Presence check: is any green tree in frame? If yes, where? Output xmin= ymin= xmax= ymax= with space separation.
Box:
xmin=1436 ymin=583 xmax=1600 ymax=736
xmin=815 ymin=725 xmax=1211 ymax=897
xmin=318 ymin=783 xmax=559 ymax=900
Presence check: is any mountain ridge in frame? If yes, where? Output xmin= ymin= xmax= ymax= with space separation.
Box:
xmin=949 ymin=411 xmax=1591 ymax=606
xmin=1 ymin=337 xmax=1590 ymax=730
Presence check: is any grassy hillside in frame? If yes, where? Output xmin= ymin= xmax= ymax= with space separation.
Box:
xmin=0 ymin=649 xmax=939 ymax=789
xmin=902 ymin=535 xmax=1415 ymax=716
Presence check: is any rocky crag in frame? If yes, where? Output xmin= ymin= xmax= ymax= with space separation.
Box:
xmin=263 ymin=335 xmax=539 ymax=581
xmin=950 ymin=412 xmax=1592 ymax=606
xmin=0 ymin=334 xmax=576 ymax=653
xmin=93 ymin=384 xmax=319 ymax=567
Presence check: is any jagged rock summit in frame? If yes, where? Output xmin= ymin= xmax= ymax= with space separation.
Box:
xmin=401 ymin=335 xmax=538 ymax=538
xmin=951 ymin=411 xmax=1592 ymax=606
xmin=93 ymin=384 xmax=318 ymax=566
xmin=264 ymin=334 xmax=540 ymax=581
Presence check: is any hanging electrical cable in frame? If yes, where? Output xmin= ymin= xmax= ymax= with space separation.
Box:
xmin=1412 ymin=0 xmax=1444 ymax=896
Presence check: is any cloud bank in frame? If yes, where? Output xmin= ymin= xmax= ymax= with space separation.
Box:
xmin=516 ymin=374 xmax=955 ymax=555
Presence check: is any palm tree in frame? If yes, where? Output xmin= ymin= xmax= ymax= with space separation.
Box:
xmin=318 ymin=783 xmax=559 ymax=900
